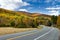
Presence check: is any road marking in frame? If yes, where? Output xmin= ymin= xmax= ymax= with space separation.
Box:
xmin=7 ymin=30 xmax=40 ymax=40
xmin=34 ymin=28 xmax=54 ymax=40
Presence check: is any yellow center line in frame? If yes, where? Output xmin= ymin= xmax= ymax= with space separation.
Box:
xmin=7 ymin=30 xmax=40 ymax=40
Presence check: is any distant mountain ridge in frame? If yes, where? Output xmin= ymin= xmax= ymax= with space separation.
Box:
xmin=0 ymin=8 xmax=51 ymax=18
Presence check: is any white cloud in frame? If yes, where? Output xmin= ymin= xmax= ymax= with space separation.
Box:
xmin=45 ymin=0 xmax=57 ymax=6
xmin=46 ymin=7 xmax=60 ymax=16
xmin=19 ymin=9 xmax=28 ymax=12
xmin=0 ymin=0 xmax=30 ymax=10
xmin=48 ymin=10 xmax=60 ymax=16
xmin=55 ymin=0 xmax=60 ymax=2
xmin=24 ymin=0 xmax=40 ymax=2
xmin=45 ymin=0 xmax=52 ymax=3
xmin=46 ymin=7 xmax=60 ymax=10
xmin=45 ymin=0 xmax=59 ymax=5
xmin=45 ymin=0 xmax=60 ymax=3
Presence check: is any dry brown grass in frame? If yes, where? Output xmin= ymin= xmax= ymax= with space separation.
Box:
xmin=0 ymin=27 xmax=37 ymax=35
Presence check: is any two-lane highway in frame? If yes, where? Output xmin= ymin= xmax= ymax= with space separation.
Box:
xmin=0 ymin=27 xmax=59 ymax=40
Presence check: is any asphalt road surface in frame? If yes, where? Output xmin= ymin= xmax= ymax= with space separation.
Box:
xmin=0 ymin=26 xmax=60 ymax=40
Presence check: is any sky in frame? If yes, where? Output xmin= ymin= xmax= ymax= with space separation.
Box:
xmin=0 ymin=0 xmax=60 ymax=16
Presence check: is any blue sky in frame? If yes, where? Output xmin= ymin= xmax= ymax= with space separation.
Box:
xmin=0 ymin=0 xmax=60 ymax=16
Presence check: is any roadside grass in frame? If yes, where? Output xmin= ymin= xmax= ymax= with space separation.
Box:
xmin=57 ymin=26 xmax=60 ymax=29
xmin=37 ymin=25 xmax=43 ymax=29
xmin=0 ymin=27 xmax=37 ymax=36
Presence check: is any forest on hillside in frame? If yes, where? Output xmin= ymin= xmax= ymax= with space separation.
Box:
xmin=0 ymin=8 xmax=58 ymax=28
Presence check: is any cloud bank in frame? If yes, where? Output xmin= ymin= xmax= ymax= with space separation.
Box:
xmin=19 ymin=9 xmax=28 ymax=12
xmin=0 ymin=0 xmax=30 ymax=10
xmin=46 ymin=7 xmax=60 ymax=16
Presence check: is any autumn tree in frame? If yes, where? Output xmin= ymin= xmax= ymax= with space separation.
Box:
xmin=51 ymin=15 xmax=57 ymax=25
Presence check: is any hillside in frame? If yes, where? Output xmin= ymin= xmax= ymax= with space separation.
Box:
xmin=0 ymin=8 xmax=51 ymax=17
xmin=0 ymin=8 xmax=51 ymax=28
xmin=57 ymin=15 xmax=60 ymax=29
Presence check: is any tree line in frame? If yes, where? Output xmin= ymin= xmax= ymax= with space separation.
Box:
xmin=0 ymin=8 xmax=59 ymax=28
xmin=0 ymin=13 xmax=52 ymax=28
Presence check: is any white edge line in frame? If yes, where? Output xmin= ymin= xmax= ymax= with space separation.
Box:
xmin=34 ymin=28 xmax=54 ymax=40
